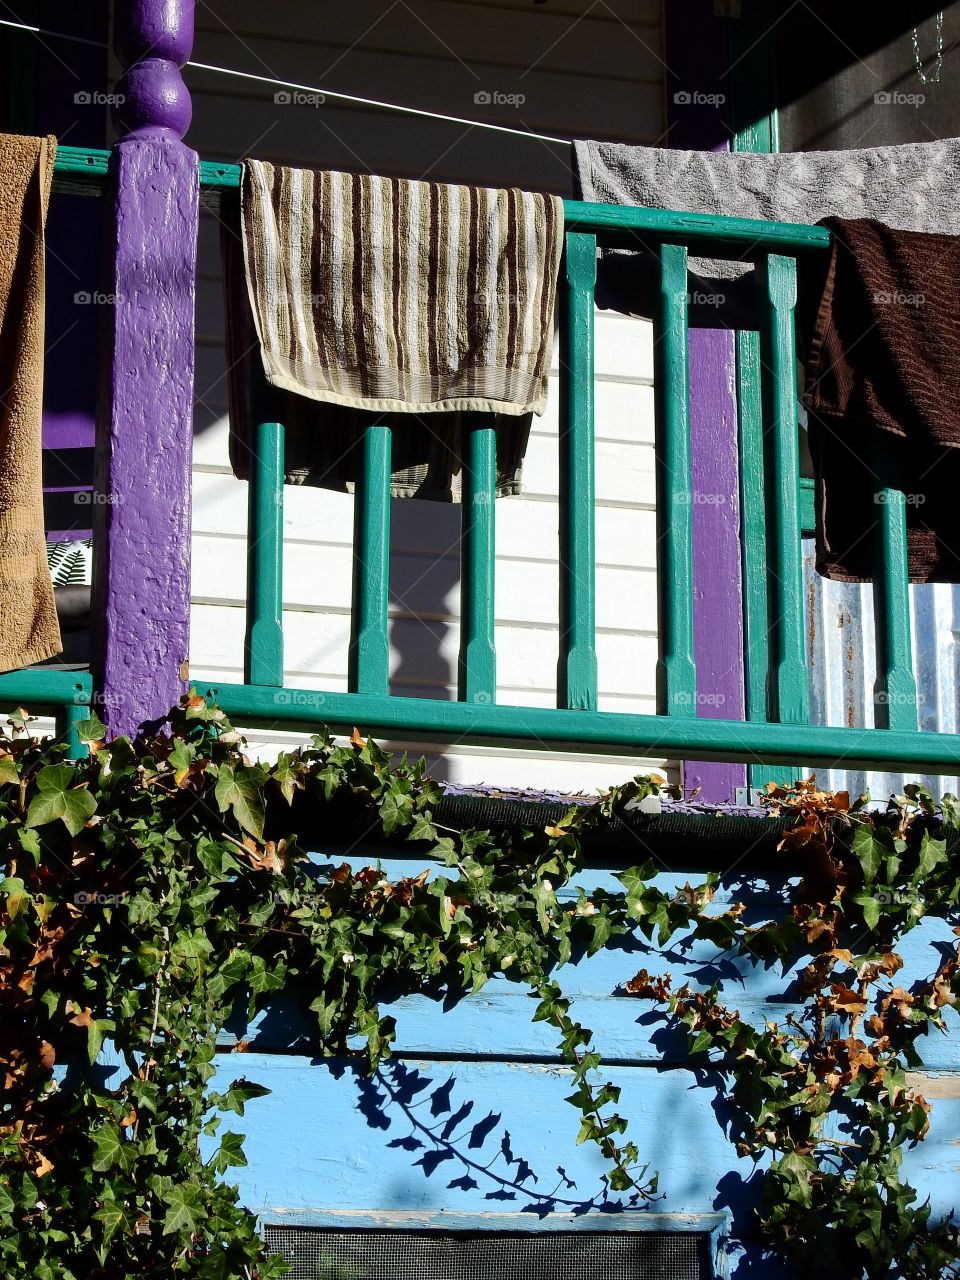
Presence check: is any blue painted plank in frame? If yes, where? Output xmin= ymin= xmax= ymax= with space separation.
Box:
xmin=204 ymin=1053 xmax=960 ymax=1261
xmin=219 ymin=852 xmax=960 ymax=1069
xmin=220 ymin=990 xmax=960 ymax=1071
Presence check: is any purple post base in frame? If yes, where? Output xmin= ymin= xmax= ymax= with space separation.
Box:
xmin=92 ymin=139 xmax=198 ymax=735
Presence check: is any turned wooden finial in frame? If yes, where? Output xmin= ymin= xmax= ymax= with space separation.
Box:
xmin=113 ymin=0 xmax=194 ymax=141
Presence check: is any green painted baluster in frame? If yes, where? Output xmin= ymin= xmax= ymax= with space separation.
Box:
xmin=798 ymin=476 xmax=816 ymax=535
xmin=244 ymin=419 xmax=285 ymax=687
xmin=458 ymin=417 xmax=497 ymax=705
xmin=872 ymin=438 xmax=918 ymax=731
xmin=654 ymin=242 xmax=697 ymax=717
xmin=558 ymin=230 xmax=598 ymax=712
xmin=348 ymin=421 xmax=392 ymax=695
xmin=757 ymin=253 xmax=808 ymax=725
xmin=56 ymin=695 xmax=89 ymax=760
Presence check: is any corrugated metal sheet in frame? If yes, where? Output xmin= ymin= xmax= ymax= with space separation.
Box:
xmin=803 ymin=537 xmax=960 ymax=799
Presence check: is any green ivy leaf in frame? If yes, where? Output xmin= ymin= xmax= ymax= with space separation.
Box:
xmin=219 ymin=1078 xmax=270 ymax=1116
xmin=86 ymin=1018 xmax=115 ymax=1066
xmin=689 ymin=1029 xmax=713 ymax=1055
xmin=160 ymin=1183 xmax=201 ymax=1236
xmin=1 ymin=875 xmax=28 ymax=920
xmin=585 ymin=911 xmax=617 ymax=956
xmin=93 ymin=1201 xmax=130 ymax=1246
xmin=25 ymin=764 xmax=97 ymax=835
xmin=776 ymin=1151 xmax=817 ymax=1207
xmin=916 ymin=833 xmax=947 ymax=880
xmin=380 ymin=788 xmax=414 ymax=836
xmin=852 ymin=890 xmax=882 ymax=931
xmin=91 ymin=1125 xmax=125 ymax=1173
xmin=214 ymin=764 xmax=266 ymax=839
xmin=852 ymin=826 xmax=884 ymax=886
xmin=407 ymin=813 xmax=438 ymax=843
xmin=208 ymin=1130 xmax=248 ymax=1175
xmin=273 ymin=753 xmax=301 ymax=805
xmin=168 ymin=739 xmax=197 ymax=785
xmin=75 ymin=711 xmax=107 ymax=745
xmin=17 ymin=827 xmax=41 ymax=859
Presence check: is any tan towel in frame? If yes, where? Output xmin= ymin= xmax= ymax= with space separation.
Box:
xmin=0 ymin=134 xmax=61 ymax=670
xmin=242 ymin=162 xmax=563 ymax=415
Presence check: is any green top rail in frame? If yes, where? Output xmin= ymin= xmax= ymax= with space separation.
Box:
xmin=52 ymin=145 xmax=832 ymax=253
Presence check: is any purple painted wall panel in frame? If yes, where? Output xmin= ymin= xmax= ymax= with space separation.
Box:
xmin=665 ymin=0 xmax=747 ymax=802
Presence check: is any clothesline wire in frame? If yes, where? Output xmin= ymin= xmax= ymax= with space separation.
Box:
xmin=0 ymin=16 xmax=106 ymax=51
xmin=0 ymin=17 xmax=571 ymax=147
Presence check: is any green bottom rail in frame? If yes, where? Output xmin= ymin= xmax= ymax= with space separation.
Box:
xmin=0 ymin=670 xmax=93 ymax=757
xmin=202 ymin=681 xmax=960 ymax=776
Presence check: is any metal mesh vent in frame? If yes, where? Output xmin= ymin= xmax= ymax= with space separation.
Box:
xmin=261 ymin=1226 xmax=711 ymax=1280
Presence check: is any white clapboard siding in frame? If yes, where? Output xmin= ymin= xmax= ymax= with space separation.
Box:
xmin=187 ymin=0 xmax=673 ymax=789
xmin=191 ymin=602 xmax=658 ymax=703
xmin=187 ymin=0 xmax=664 ymax=193
xmin=191 ymin=534 xmax=657 ymax=634
xmin=192 ymin=437 xmax=659 ymax=567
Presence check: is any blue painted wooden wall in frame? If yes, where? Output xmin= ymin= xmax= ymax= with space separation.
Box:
xmin=201 ymin=848 xmax=960 ymax=1277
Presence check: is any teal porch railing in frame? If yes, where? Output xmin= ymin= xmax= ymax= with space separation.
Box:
xmin=45 ymin=147 xmax=960 ymax=774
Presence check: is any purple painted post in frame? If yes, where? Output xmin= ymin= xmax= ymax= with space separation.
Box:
xmin=91 ymin=0 xmax=198 ymax=735
xmin=665 ymin=1 xmax=747 ymax=802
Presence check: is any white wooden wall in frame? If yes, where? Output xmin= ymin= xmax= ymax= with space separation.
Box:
xmin=186 ymin=0 xmax=674 ymax=790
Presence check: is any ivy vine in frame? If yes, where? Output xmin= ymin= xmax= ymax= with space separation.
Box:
xmin=0 ymin=696 xmax=958 ymax=1277
xmin=627 ymin=781 xmax=960 ymax=1278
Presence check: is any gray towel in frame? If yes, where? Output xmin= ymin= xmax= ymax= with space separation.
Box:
xmin=572 ymin=137 xmax=960 ymax=323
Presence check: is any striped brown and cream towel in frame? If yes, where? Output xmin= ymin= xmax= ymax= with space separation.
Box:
xmin=240 ymin=162 xmax=564 ymax=417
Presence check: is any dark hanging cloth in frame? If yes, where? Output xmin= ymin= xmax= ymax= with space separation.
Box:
xmin=802 ymin=216 xmax=960 ymax=583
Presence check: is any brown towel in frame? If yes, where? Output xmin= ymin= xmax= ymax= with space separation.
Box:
xmin=803 ymin=217 xmax=960 ymax=583
xmin=0 ymin=134 xmax=61 ymax=669
xmin=221 ymin=163 xmax=564 ymax=500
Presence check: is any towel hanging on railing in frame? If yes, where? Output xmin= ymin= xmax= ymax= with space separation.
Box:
xmin=0 ymin=133 xmax=61 ymax=671
xmin=222 ymin=162 xmax=563 ymax=501
xmin=802 ymin=216 xmax=960 ymax=584
xmin=571 ymin=137 xmax=960 ymax=326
